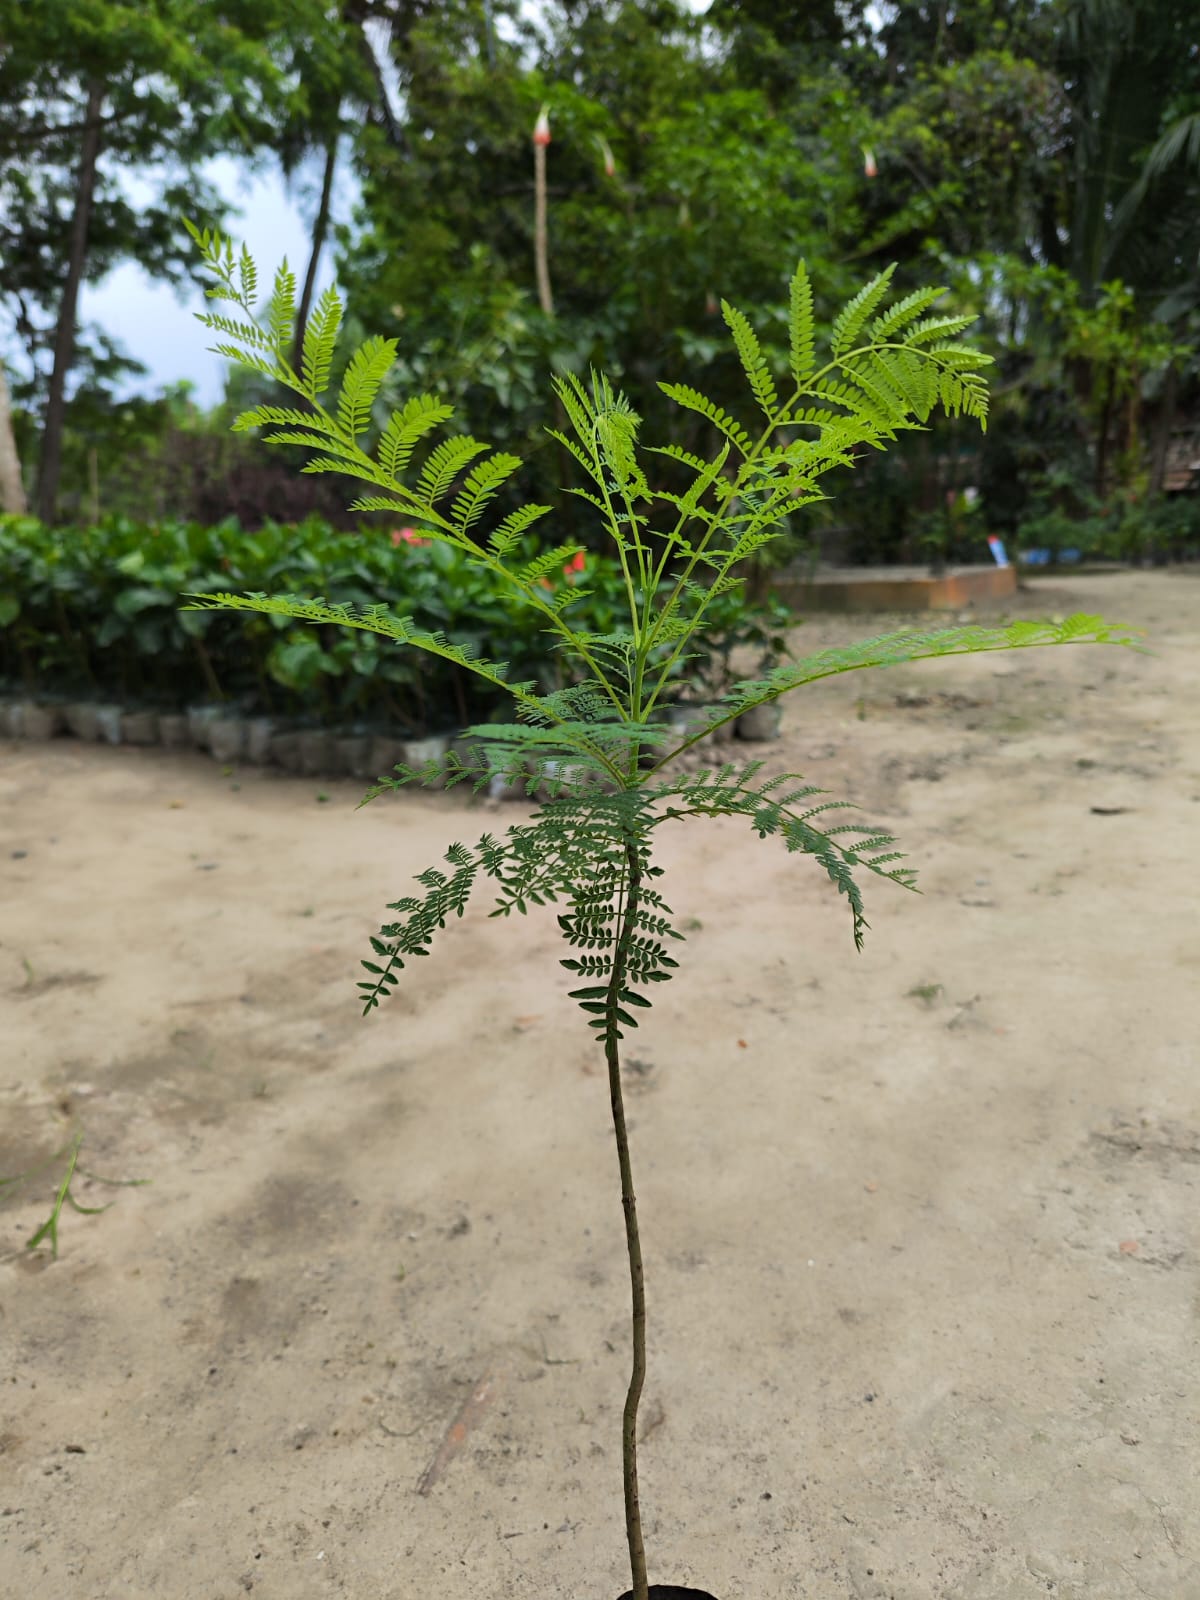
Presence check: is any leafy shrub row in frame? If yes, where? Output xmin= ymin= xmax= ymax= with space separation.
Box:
xmin=0 ymin=514 xmax=791 ymax=733
xmin=1015 ymin=494 xmax=1200 ymax=567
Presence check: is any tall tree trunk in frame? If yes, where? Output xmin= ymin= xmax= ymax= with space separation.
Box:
xmin=293 ymin=133 xmax=339 ymax=377
xmin=1148 ymin=360 xmax=1178 ymax=498
xmin=36 ymin=79 xmax=103 ymax=525
xmin=0 ymin=361 xmax=27 ymax=514
xmin=1094 ymin=363 xmax=1115 ymax=500
xmin=351 ymin=13 xmax=407 ymax=154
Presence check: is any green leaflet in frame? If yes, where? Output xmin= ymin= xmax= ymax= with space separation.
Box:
xmin=338 ymin=336 xmax=401 ymax=440
xmin=868 ymin=285 xmax=945 ymax=342
xmin=488 ymin=501 xmax=553 ymax=558
xmin=377 ymin=394 xmax=456 ymax=480
xmin=415 ymin=434 xmax=489 ymax=504
xmin=452 ymin=453 xmax=523 ymax=533
xmin=787 ymin=260 xmax=816 ymax=384
xmin=657 ymin=382 xmax=754 ymax=453
xmin=831 ymin=265 xmax=896 ymax=356
xmin=300 ymin=284 xmax=343 ymax=397
xmin=723 ymin=299 xmax=778 ymax=419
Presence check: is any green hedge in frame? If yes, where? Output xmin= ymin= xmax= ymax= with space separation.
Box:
xmin=0 ymin=514 xmax=790 ymax=732
xmin=1015 ymin=495 xmax=1200 ymax=567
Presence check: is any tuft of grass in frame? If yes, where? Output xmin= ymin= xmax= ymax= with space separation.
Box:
xmin=0 ymin=1131 xmax=149 ymax=1260
xmin=906 ymin=982 xmax=944 ymax=1005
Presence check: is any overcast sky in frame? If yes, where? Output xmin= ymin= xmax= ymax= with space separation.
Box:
xmin=80 ymin=151 xmax=355 ymax=407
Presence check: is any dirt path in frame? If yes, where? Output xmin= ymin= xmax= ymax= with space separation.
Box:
xmin=1 ymin=568 xmax=1197 ymax=1600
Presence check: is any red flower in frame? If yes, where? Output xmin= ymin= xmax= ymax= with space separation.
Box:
xmin=539 ymin=553 xmax=586 ymax=593
xmin=391 ymin=526 xmax=430 ymax=547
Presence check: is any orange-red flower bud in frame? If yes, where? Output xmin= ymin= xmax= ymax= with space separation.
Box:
xmin=533 ymin=107 xmax=551 ymax=147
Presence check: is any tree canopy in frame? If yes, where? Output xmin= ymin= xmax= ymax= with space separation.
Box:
xmin=1 ymin=0 xmax=1197 ymax=546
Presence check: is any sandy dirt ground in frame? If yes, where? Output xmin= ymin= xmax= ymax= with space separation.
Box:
xmin=1 ymin=567 xmax=1198 ymax=1600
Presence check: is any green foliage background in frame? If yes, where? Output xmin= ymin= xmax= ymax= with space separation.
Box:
xmin=3 ymin=0 xmax=1199 ymax=553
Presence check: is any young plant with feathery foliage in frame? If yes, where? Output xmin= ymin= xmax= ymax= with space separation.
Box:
xmin=183 ymin=219 xmax=1138 ymax=1600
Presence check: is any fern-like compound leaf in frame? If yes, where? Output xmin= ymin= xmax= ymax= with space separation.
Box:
xmin=723 ymin=300 xmax=778 ymax=419
xmin=869 ymin=285 xmax=945 ymax=342
xmin=208 ymin=344 xmax=278 ymax=379
xmin=260 ymin=430 xmax=361 ymax=458
xmin=231 ymin=404 xmax=342 ymax=435
xmin=180 ymin=591 xmax=543 ymax=708
xmin=301 ymin=284 xmax=343 ymax=398
xmin=488 ymin=502 xmax=553 ymax=558
xmin=377 ymin=394 xmax=457 ymax=481
xmin=645 ymin=763 xmax=915 ymax=949
xmin=720 ymin=614 xmax=1142 ymax=715
xmin=517 ymin=543 xmax=586 ymax=587
xmin=337 ymin=336 xmax=400 ymax=440
xmin=451 ymin=453 xmax=523 ymax=533
xmin=658 ymin=383 xmax=754 ymax=455
xmin=267 ymin=260 xmax=297 ymax=351
xmin=415 ymin=435 xmax=490 ymax=505
xmin=237 ymin=242 xmax=258 ymax=307
xmin=788 ymin=259 xmax=816 ymax=384
xmin=904 ymin=313 xmax=978 ymax=346
xmin=195 ymin=310 xmax=273 ymax=352
xmin=184 ymin=232 xmax=1138 ymax=1047
xmin=830 ymin=264 xmax=896 ymax=356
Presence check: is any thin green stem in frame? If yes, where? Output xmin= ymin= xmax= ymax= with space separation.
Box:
xmin=191 ymin=634 xmax=224 ymax=702
xmin=606 ymin=838 xmax=649 ymax=1600
xmin=644 ymin=333 xmax=955 ymax=669
xmin=615 ymin=476 xmax=653 ymax=626
xmin=642 ymin=388 xmax=801 ymax=666
xmin=640 ymin=335 xmax=956 ymax=711
xmin=590 ymin=436 xmax=644 ymax=648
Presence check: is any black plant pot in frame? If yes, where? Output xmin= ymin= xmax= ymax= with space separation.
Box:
xmin=617 ymin=1588 xmax=719 ymax=1599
